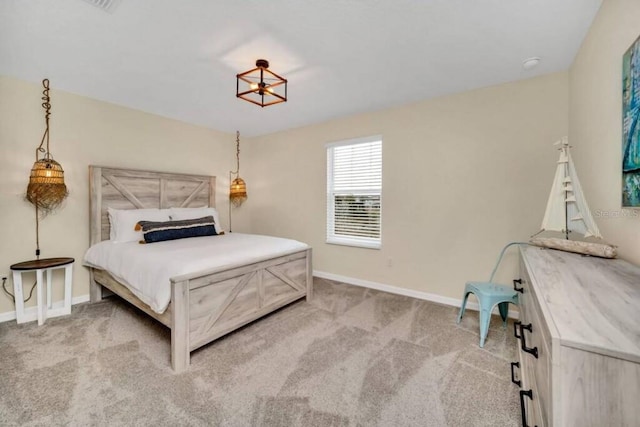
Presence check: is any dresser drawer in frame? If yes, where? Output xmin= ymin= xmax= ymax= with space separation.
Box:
xmin=518 ymin=259 xmax=553 ymax=425
xmin=517 ymin=259 xmax=530 ymax=321
xmin=523 ymin=293 xmax=552 ymax=425
xmin=519 ymin=346 xmax=546 ymax=427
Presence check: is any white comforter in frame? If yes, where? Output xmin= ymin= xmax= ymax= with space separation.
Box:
xmin=83 ymin=233 xmax=309 ymax=314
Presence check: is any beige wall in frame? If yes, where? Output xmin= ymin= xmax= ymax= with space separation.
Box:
xmin=246 ymin=72 xmax=569 ymax=299
xmin=569 ymin=0 xmax=640 ymax=264
xmin=0 ymin=75 xmax=242 ymax=314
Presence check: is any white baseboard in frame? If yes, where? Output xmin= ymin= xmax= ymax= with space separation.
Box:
xmin=0 ymin=274 xmax=518 ymax=324
xmin=0 ymin=295 xmax=90 ymax=324
xmin=313 ymin=270 xmax=518 ymax=319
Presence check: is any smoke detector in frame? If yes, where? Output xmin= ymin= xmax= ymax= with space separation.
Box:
xmin=522 ymin=57 xmax=541 ymax=71
xmin=82 ymin=0 xmax=122 ymax=13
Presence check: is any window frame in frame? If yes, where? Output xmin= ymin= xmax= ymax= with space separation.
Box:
xmin=326 ymin=135 xmax=383 ymax=249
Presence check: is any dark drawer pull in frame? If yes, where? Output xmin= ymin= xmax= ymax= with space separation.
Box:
xmin=510 ymin=361 xmax=521 ymax=387
xmin=519 ymin=389 xmax=537 ymax=427
xmin=513 ymin=278 xmax=524 ymax=293
xmin=519 ymin=323 xmax=539 ymax=359
xmin=514 ymin=321 xmax=521 ymax=339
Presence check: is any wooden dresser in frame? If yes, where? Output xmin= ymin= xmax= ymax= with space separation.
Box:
xmin=513 ymin=246 xmax=640 ymax=427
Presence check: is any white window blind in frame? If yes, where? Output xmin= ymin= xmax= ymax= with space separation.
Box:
xmin=327 ymin=136 xmax=382 ymax=249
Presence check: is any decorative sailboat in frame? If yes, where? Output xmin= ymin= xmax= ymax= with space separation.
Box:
xmin=530 ymin=137 xmax=617 ymax=258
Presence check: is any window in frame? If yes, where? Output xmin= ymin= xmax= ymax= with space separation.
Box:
xmin=326 ymin=136 xmax=382 ymax=249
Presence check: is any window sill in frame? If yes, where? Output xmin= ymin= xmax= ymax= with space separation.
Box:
xmin=326 ymin=238 xmax=381 ymax=250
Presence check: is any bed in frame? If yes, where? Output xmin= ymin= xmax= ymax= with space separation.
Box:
xmin=87 ymin=166 xmax=313 ymax=372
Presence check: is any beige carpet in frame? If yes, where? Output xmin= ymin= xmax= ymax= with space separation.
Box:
xmin=0 ymin=278 xmax=519 ymax=426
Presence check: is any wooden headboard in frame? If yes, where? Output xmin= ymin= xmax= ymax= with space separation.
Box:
xmin=89 ymin=166 xmax=216 ymax=245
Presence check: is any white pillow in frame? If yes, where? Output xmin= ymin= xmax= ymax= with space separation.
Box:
xmin=108 ymin=208 xmax=171 ymax=243
xmin=170 ymin=207 xmax=223 ymax=233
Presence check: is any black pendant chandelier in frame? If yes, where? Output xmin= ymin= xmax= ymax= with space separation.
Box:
xmin=236 ymin=59 xmax=287 ymax=107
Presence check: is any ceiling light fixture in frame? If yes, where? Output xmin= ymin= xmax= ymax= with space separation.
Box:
xmin=81 ymin=0 xmax=122 ymax=13
xmin=236 ymin=59 xmax=287 ymax=107
xmin=522 ymin=57 xmax=541 ymax=71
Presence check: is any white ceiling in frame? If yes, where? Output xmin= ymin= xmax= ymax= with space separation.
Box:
xmin=0 ymin=0 xmax=602 ymax=137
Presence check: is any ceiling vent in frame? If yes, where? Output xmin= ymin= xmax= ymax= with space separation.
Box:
xmin=82 ymin=0 xmax=122 ymax=13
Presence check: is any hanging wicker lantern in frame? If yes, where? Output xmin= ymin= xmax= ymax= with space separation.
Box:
xmin=230 ymin=176 xmax=247 ymax=207
xmin=26 ymin=158 xmax=68 ymax=212
xmin=25 ymin=79 xmax=69 ymax=259
xmin=25 ymin=79 xmax=68 ymax=215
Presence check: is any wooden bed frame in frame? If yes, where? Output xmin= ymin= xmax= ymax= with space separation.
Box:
xmin=88 ymin=166 xmax=313 ymax=372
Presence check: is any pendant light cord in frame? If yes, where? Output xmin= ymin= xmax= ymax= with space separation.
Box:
xmin=229 ymin=171 xmax=233 ymax=233
xmin=33 ymin=78 xmax=51 ymax=259
xmin=564 ymin=146 xmax=570 ymax=240
xmin=1 ymin=277 xmax=38 ymax=304
xmin=236 ymin=131 xmax=240 ymax=174
xmin=229 ymin=130 xmax=241 ymax=233
xmin=232 ymin=130 xmax=241 ymax=175
xmin=35 ymin=204 xmax=40 ymax=259
xmin=35 ymin=79 xmax=51 ymax=161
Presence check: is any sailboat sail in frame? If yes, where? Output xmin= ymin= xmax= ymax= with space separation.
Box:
xmin=539 ymin=138 xmax=602 ymax=239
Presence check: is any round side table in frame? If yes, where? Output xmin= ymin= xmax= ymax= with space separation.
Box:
xmin=10 ymin=257 xmax=74 ymax=325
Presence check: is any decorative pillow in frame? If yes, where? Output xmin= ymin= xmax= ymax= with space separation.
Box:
xmin=136 ymin=216 xmax=218 ymax=244
xmin=169 ymin=207 xmax=223 ymax=233
xmin=108 ymin=208 xmax=171 ymax=243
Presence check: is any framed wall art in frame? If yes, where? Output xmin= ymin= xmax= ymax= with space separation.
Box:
xmin=622 ymin=34 xmax=640 ymax=206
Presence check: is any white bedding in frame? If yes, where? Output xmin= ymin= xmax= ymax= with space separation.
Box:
xmin=83 ymin=233 xmax=309 ymax=314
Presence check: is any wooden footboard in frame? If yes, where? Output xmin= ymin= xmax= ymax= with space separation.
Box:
xmin=171 ymin=248 xmax=312 ymax=372
xmin=91 ymin=248 xmax=312 ymax=372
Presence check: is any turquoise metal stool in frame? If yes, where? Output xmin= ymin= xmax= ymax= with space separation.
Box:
xmin=456 ymin=242 xmax=524 ymax=347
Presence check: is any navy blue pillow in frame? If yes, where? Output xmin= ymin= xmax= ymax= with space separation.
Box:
xmin=136 ymin=216 xmax=218 ymax=243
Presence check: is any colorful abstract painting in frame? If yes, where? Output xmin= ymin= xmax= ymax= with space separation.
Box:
xmin=623 ymin=35 xmax=640 ymax=206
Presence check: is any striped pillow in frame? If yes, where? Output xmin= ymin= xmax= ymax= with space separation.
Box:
xmin=135 ymin=216 xmax=218 ymax=243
